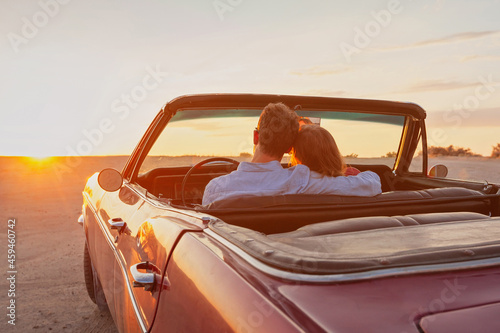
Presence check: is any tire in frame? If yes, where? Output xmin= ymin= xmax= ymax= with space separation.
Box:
xmin=83 ymin=242 xmax=109 ymax=312
xmin=84 ymin=243 xmax=97 ymax=303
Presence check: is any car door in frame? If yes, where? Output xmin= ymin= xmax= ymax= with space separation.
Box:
xmin=95 ymin=106 xmax=205 ymax=331
xmin=93 ymin=108 xmax=164 ymax=331
xmin=98 ymin=179 xmax=205 ymax=333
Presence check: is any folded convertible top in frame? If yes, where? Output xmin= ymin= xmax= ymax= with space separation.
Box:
xmin=210 ymin=213 xmax=500 ymax=276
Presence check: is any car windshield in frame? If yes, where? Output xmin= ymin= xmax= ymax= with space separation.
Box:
xmin=140 ymin=108 xmax=405 ymax=173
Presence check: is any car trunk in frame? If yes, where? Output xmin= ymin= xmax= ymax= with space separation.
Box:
xmin=209 ymin=212 xmax=500 ymax=331
xmin=275 ymin=266 xmax=500 ymax=332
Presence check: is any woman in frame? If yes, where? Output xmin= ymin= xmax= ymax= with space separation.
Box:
xmin=290 ymin=124 xmax=359 ymax=176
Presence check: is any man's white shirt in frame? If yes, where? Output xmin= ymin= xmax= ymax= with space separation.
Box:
xmin=202 ymin=160 xmax=382 ymax=205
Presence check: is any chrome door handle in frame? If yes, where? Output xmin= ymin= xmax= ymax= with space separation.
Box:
xmin=108 ymin=218 xmax=131 ymax=235
xmin=130 ymin=262 xmax=157 ymax=292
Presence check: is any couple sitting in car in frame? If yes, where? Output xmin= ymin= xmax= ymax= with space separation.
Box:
xmin=202 ymin=102 xmax=381 ymax=205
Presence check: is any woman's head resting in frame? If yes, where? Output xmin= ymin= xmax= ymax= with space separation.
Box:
xmin=291 ymin=124 xmax=346 ymax=177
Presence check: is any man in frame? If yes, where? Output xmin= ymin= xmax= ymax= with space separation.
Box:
xmin=202 ymin=102 xmax=381 ymax=205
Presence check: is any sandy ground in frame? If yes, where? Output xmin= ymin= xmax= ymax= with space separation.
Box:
xmin=0 ymin=156 xmax=128 ymax=333
xmin=0 ymin=155 xmax=498 ymax=332
xmin=425 ymin=156 xmax=500 ymax=184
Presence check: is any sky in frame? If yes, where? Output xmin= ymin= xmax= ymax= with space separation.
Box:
xmin=1 ymin=0 xmax=499 ymax=157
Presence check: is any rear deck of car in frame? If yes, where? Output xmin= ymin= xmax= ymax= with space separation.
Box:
xmin=210 ymin=211 xmax=500 ymax=276
xmin=201 ymin=186 xmax=500 ymax=278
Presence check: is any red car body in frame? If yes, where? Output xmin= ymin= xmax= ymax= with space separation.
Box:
xmin=80 ymin=94 xmax=500 ymax=332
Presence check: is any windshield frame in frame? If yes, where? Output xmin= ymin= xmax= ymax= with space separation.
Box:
xmin=124 ymin=94 xmax=426 ymax=182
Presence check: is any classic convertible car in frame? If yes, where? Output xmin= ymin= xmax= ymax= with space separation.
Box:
xmin=79 ymin=94 xmax=500 ymax=333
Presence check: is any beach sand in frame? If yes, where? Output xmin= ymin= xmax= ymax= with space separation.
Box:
xmin=0 ymin=156 xmax=127 ymax=333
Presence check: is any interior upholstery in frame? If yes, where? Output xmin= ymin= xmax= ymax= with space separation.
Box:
xmin=199 ymin=187 xmax=498 ymax=234
xmin=204 ymin=187 xmax=487 ymax=209
xmin=269 ymin=212 xmax=490 ymax=238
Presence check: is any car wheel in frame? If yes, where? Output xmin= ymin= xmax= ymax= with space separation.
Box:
xmin=83 ymin=243 xmax=109 ymax=312
xmin=83 ymin=243 xmax=96 ymax=303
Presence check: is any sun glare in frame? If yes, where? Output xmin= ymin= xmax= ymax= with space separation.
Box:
xmin=25 ymin=155 xmax=55 ymax=165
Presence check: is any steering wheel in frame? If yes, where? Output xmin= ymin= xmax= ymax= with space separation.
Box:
xmin=181 ymin=157 xmax=240 ymax=207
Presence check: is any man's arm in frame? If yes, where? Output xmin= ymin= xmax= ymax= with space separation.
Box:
xmin=304 ymin=170 xmax=382 ymax=197
xmin=346 ymin=171 xmax=382 ymax=196
xmin=202 ymin=179 xmax=219 ymax=206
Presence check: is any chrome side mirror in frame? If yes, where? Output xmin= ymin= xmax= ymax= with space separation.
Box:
xmin=98 ymin=168 xmax=123 ymax=192
xmin=429 ymin=164 xmax=448 ymax=178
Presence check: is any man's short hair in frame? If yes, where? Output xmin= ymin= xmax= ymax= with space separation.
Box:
xmin=257 ymin=103 xmax=299 ymax=158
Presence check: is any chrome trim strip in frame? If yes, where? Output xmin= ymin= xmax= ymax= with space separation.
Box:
xmin=204 ymin=229 xmax=500 ymax=283
xmin=83 ymin=192 xmax=148 ymax=333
